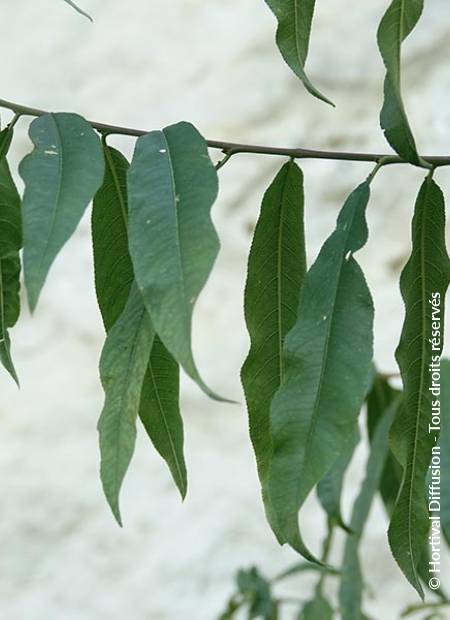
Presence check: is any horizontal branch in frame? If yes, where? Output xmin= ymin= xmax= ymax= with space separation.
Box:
xmin=1 ymin=96 xmax=450 ymax=167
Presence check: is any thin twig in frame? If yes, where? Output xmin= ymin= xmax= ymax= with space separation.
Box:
xmin=2 ymin=97 xmax=450 ymax=167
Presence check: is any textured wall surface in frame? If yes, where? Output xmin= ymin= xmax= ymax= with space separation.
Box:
xmin=0 ymin=1 xmax=449 ymax=618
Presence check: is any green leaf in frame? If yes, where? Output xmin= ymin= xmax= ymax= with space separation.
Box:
xmin=61 ymin=0 xmax=93 ymax=22
xmin=440 ymin=359 xmax=450 ymax=548
xmin=339 ymin=396 xmax=400 ymax=620
xmin=0 ymin=125 xmax=14 ymax=162
xmin=128 ymin=121 xmax=222 ymax=400
xmin=388 ymin=176 xmax=450 ymax=598
xmin=267 ymin=180 xmax=374 ymax=561
xmin=236 ymin=567 xmax=277 ymax=619
xmin=317 ymin=427 xmax=360 ymax=532
xmin=298 ymin=593 xmax=334 ymax=620
xmin=274 ymin=561 xmax=339 ymax=581
xmin=98 ymin=285 xmax=155 ymax=525
xmin=139 ymin=334 xmax=187 ymax=498
xmin=20 ymin=113 xmax=104 ymax=311
xmin=92 ymin=144 xmax=187 ymax=499
xmin=0 ymin=157 xmax=22 ymax=384
xmin=241 ymin=161 xmax=306 ymax=535
xmin=377 ymin=0 xmax=427 ymax=167
xmin=264 ymin=0 xmax=333 ymax=106
xmin=367 ymin=375 xmax=402 ymax=516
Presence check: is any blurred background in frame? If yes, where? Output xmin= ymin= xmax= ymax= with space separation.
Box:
xmin=1 ymin=0 xmax=450 ymax=618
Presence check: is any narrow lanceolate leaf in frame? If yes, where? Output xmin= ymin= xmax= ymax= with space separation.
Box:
xmin=339 ymin=399 xmax=399 ymax=620
xmin=440 ymin=359 xmax=450 ymax=548
xmin=264 ymin=0 xmax=333 ymax=106
xmin=367 ymin=375 xmax=402 ymax=516
xmin=267 ymin=181 xmax=374 ymax=561
xmin=377 ymin=0 xmax=427 ymax=166
xmin=61 ymin=0 xmax=93 ymax=21
xmin=92 ymin=145 xmax=187 ymax=498
xmin=241 ymin=161 xmax=305 ymax=534
xmin=20 ymin=113 xmax=104 ymax=310
xmin=298 ymin=593 xmax=334 ymax=620
xmin=317 ymin=427 xmax=360 ymax=532
xmin=0 ymin=158 xmax=22 ymax=384
xmin=98 ymin=285 xmax=155 ymax=525
xmin=128 ymin=121 xmax=222 ymax=400
xmin=389 ymin=176 xmax=450 ymax=598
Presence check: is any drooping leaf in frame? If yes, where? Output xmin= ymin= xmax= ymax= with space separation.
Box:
xmin=20 ymin=113 xmax=104 ymax=310
xmin=128 ymin=121 xmax=222 ymax=400
xmin=264 ymin=0 xmax=333 ymax=106
xmin=367 ymin=374 xmax=402 ymax=515
xmin=274 ymin=561 xmax=339 ymax=581
xmin=0 ymin=158 xmax=22 ymax=384
xmin=339 ymin=396 xmax=400 ymax=620
xmin=241 ymin=160 xmax=306 ymax=535
xmin=61 ymin=0 xmax=93 ymax=21
xmin=440 ymin=359 xmax=450 ymax=548
xmin=389 ymin=176 xmax=450 ymax=598
xmin=139 ymin=334 xmax=186 ymax=498
xmin=92 ymin=144 xmax=187 ymax=498
xmin=317 ymin=427 xmax=360 ymax=532
xmin=267 ymin=180 xmax=374 ymax=561
xmin=377 ymin=0 xmax=427 ymax=166
xmin=297 ymin=593 xmax=334 ymax=620
xmin=98 ymin=285 xmax=155 ymax=525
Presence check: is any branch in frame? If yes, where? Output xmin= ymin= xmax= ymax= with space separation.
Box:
xmin=2 ymin=97 xmax=450 ymax=167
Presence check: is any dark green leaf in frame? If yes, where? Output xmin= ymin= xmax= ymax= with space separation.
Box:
xmin=241 ymin=161 xmax=306 ymax=535
xmin=267 ymin=181 xmax=374 ymax=561
xmin=61 ymin=0 xmax=93 ymax=21
xmin=20 ymin=113 xmax=104 ymax=310
xmin=264 ymin=0 xmax=333 ymax=106
xmin=440 ymin=359 xmax=450 ymax=548
xmin=0 ymin=157 xmax=22 ymax=384
xmin=317 ymin=427 xmax=360 ymax=532
xmin=389 ymin=176 xmax=450 ymax=598
xmin=237 ymin=567 xmax=277 ymax=619
xmin=128 ymin=121 xmax=222 ymax=400
xmin=377 ymin=0 xmax=427 ymax=166
xmin=139 ymin=334 xmax=187 ymax=498
xmin=297 ymin=593 xmax=334 ymax=620
xmin=92 ymin=144 xmax=187 ymax=498
xmin=367 ymin=375 xmax=402 ymax=515
xmin=98 ymin=285 xmax=155 ymax=525
xmin=274 ymin=561 xmax=339 ymax=581
xmin=339 ymin=397 xmax=399 ymax=620
xmin=0 ymin=125 xmax=14 ymax=162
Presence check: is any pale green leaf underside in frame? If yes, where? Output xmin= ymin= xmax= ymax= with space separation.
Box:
xmin=377 ymin=0 xmax=427 ymax=166
xmin=128 ymin=121 xmax=223 ymax=400
xmin=92 ymin=144 xmax=187 ymax=499
xmin=264 ymin=0 xmax=333 ymax=105
xmin=20 ymin=113 xmax=104 ymax=310
xmin=241 ymin=161 xmax=306 ymax=537
xmin=98 ymin=285 xmax=155 ymax=525
xmin=0 ymin=156 xmax=22 ymax=384
xmin=340 ymin=398 xmax=399 ymax=620
xmin=389 ymin=176 xmax=450 ymax=598
xmin=267 ymin=181 xmax=374 ymax=562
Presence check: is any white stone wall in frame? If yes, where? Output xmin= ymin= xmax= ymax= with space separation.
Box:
xmin=0 ymin=1 xmax=449 ymax=618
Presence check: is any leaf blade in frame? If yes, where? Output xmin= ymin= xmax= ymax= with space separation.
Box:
xmin=241 ymin=161 xmax=306 ymax=535
xmin=128 ymin=121 xmax=222 ymax=400
xmin=388 ymin=176 xmax=450 ymax=598
xmin=377 ymin=0 xmax=427 ymax=166
xmin=20 ymin=113 xmax=104 ymax=310
xmin=61 ymin=0 xmax=93 ymax=22
xmin=267 ymin=181 xmax=374 ymax=561
xmin=264 ymin=0 xmax=333 ymax=105
xmin=98 ymin=285 xmax=155 ymax=525
xmin=92 ymin=144 xmax=187 ymax=499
